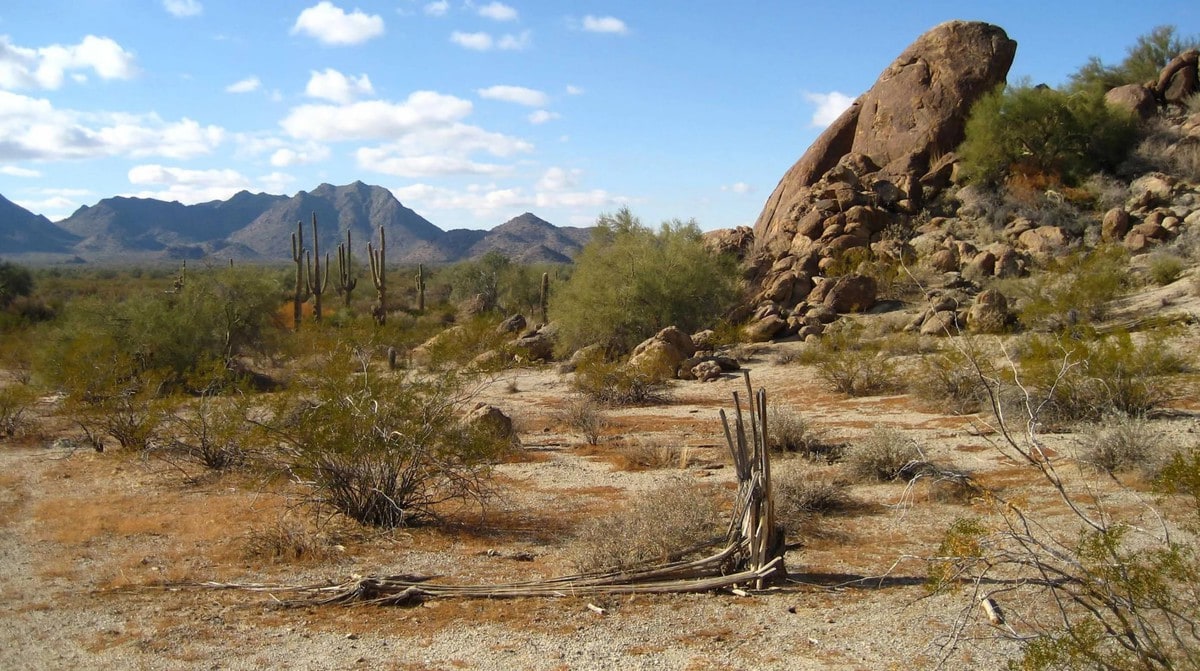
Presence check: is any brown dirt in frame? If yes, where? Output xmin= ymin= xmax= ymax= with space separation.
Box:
xmin=3 ymin=318 xmax=1199 ymax=669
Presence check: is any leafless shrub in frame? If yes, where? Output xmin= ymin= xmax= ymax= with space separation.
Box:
xmin=557 ymin=394 xmax=610 ymax=445
xmin=243 ymin=519 xmax=340 ymax=563
xmin=611 ymin=438 xmax=694 ymax=471
xmin=1077 ymin=414 xmax=1161 ymax=475
xmin=772 ymin=464 xmax=853 ymax=534
xmin=570 ymin=480 xmax=723 ymax=573
xmin=0 ymin=385 xmax=35 ymax=439
xmin=843 ymin=427 xmax=924 ymax=482
xmin=767 ymin=406 xmax=843 ymax=461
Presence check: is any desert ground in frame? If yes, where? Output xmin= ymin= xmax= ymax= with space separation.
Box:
xmin=3 ymin=271 xmax=1199 ymax=671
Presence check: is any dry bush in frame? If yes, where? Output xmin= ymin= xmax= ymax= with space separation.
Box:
xmin=0 ymin=384 xmax=36 ymax=439
xmin=162 ymin=392 xmax=259 ymax=472
xmin=1077 ymin=414 xmax=1162 ymax=475
xmin=570 ymin=480 xmax=723 ymax=573
xmin=843 ymin=427 xmax=924 ymax=482
xmin=772 ymin=463 xmax=853 ymax=534
xmin=610 ymin=439 xmax=694 ymax=471
xmin=812 ymin=332 xmax=900 ymax=397
xmin=572 ymin=353 xmax=671 ymax=406
xmin=243 ymin=519 xmax=341 ymax=563
xmin=556 ymin=394 xmax=610 ymax=445
xmin=767 ymin=406 xmax=843 ymax=461
xmin=909 ymin=349 xmax=988 ymax=415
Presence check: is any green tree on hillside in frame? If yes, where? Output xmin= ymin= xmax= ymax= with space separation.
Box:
xmin=957 ymin=83 xmax=1138 ymax=186
xmin=549 ymin=207 xmax=739 ymax=356
xmin=0 ymin=261 xmax=33 ymax=309
xmin=1069 ymin=25 xmax=1200 ymax=93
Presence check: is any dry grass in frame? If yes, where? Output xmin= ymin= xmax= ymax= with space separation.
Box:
xmin=569 ymin=479 xmax=724 ymax=572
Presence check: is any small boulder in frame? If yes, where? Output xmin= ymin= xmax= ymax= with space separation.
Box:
xmin=467 ymin=403 xmax=516 ymax=442
xmin=497 ymin=314 xmax=527 ymax=334
xmin=744 ymin=315 xmax=787 ymax=342
xmin=1104 ymin=84 xmax=1158 ymax=120
xmin=691 ymin=360 xmax=724 ymax=382
xmin=1101 ymin=207 xmax=1131 ymax=242
xmin=967 ymin=289 xmax=1010 ymax=334
xmin=819 ymin=275 xmax=878 ymax=314
xmin=1018 ymin=226 xmax=1069 ymax=257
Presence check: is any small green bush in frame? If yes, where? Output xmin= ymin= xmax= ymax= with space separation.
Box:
xmin=1020 ymin=330 xmax=1187 ymax=421
xmin=266 ymin=351 xmax=511 ymax=528
xmin=0 ymin=384 xmax=36 ymax=438
xmin=0 ymin=261 xmax=33 ymax=310
xmin=1068 ymin=25 xmax=1200 ymax=93
xmin=958 ymin=83 xmax=1138 ymax=187
xmin=1010 ymin=245 xmax=1131 ymax=330
xmin=810 ymin=323 xmax=899 ymax=397
xmin=1147 ymin=252 xmax=1186 ymax=286
xmin=572 ymin=350 xmax=671 ymax=406
xmin=909 ymin=348 xmax=988 ymax=415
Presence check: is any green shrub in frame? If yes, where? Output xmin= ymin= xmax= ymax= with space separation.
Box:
xmin=266 ymin=351 xmax=511 ymax=528
xmin=41 ymin=266 xmax=283 ymax=393
xmin=810 ymin=323 xmax=899 ymax=397
xmin=1147 ymin=251 xmax=1186 ymax=286
xmin=958 ymin=83 xmax=1138 ymax=187
xmin=1068 ymin=25 xmax=1200 ymax=93
xmin=1010 ymin=245 xmax=1131 ymax=330
xmin=1020 ymin=330 xmax=1187 ymax=421
xmin=0 ymin=261 xmax=33 ymax=310
xmin=550 ymin=208 xmax=739 ymax=356
xmin=572 ymin=350 xmax=671 ymax=406
xmin=0 ymin=384 xmax=36 ymax=439
xmin=909 ymin=348 xmax=990 ymax=415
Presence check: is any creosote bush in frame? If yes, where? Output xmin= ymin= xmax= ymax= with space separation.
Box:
xmin=1004 ymin=245 xmax=1131 ymax=330
xmin=265 ymin=350 xmax=511 ymax=528
xmin=1019 ymin=330 xmax=1186 ymax=421
xmin=556 ymin=394 xmax=609 ymax=445
xmin=772 ymin=464 xmax=853 ymax=534
xmin=550 ymin=207 xmax=739 ymax=356
xmin=909 ymin=348 xmax=988 ymax=415
xmin=810 ymin=322 xmax=899 ymax=397
xmin=1146 ymin=251 xmax=1186 ymax=286
xmin=572 ymin=349 xmax=671 ymax=406
xmin=570 ymin=480 xmax=723 ymax=573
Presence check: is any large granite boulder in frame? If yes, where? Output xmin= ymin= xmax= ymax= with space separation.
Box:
xmin=754 ymin=21 xmax=1016 ymax=245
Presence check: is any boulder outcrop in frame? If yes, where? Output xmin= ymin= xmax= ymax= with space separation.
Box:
xmin=754 ymin=21 xmax=1016 ymax=245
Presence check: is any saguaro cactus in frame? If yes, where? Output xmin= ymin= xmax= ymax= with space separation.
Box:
xmin=368 ymin=225 xmax=387 ymax=325
xmin=291 ymin=221 xmax=307 ymax=330
xmin=336 ymin=229 xmax=357 ymax=309
xmin=416 ymin=263 xmax=425 ymax=312
xmin=305 ymin=213 xmax=330 ymax=323
xmin=539 ymin=271 xmax=550 ymax=323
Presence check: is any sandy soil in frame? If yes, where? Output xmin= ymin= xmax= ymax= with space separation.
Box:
xmin=2 ymin=309 xmax=1198 ymax=669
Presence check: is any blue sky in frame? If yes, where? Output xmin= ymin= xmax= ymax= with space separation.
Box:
xmin=0 ymin=1 xmax=1197 ymax=232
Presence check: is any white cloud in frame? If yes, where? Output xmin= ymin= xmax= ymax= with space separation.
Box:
xmin=0 ymin=165 xmax=40 ymax=177
xmin=477 ymin=85 xmax=547 ymax=107
xmin=225 ymin=76 xmax=261 ymax=93
xmin=478 ymin=2 xmax=517 ymax=21
xmin=304 ymin=68 xmax=373 ymax=103
xmin=450 ymin=31 xmax=493 ymax=51
xmin=258 ymin=171 xmax=294 ymax=194
xmin=424 ymin=1 xmax=449 ymax=17
xmin=280 ymin=91 xmax=473 ymax=141
xmin=162 ymin=0 xmax=202 ymax=17
xmin=291 ymin=2 xmax=385 ymax=46
xmin=537 ymin=166 xmax=579 ymax=191
xmin=126 ymin=164 xmax=252 ymax=203
xmin=528 ymin=110 xmax=559 ymax=124
xmin=393 ymin=181 xmax=618 ymax=217
xmin=804 ymin=91 xmax=855 ymax=128
xmin=565 ymin=85 xmax=584 ymax=95
xmin=497 ymin=31 xmax=531 ymax=50
xmin=356 ymin=152 xmax=508 ymax=178
xmin=582 ymin=15 xmax=628 ymax=35
xmin=270 ymin=144 xmax=331 ymax=167
xmin=450 ymin=30 xmax=530 ymax=51
xmin=0 ymin=90 xmax=224 ymax=161
xmin=0 ymin=34 xmax=137 ymax=90
xmin=722 ymin=182 xmax=753 ymax=194
xmin=13 ymin=189 xmax=91 ymax=219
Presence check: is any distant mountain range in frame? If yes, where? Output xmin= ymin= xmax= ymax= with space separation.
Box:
xmin=0 ymin=182 xmax=591 ymax=265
